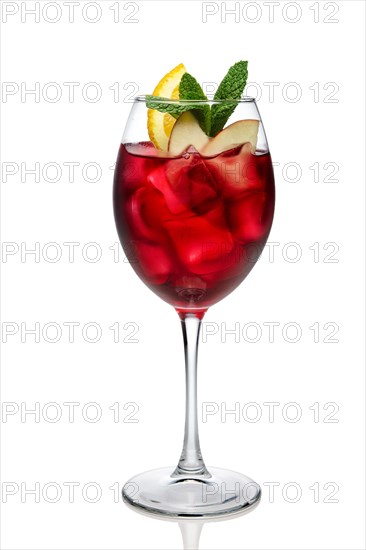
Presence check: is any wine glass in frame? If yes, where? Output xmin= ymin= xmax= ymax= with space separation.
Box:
xmin=113 ymin=97 xmax=275 ymax=517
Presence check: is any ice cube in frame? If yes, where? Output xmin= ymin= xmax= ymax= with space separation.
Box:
xmin=165 ymin=207 xmax=234 ymax=275
xmin=124 ymin=186 xmax=171 ymax=242
xmin=148 ymin=152 xmax=219 ymax=216
xmin=116 ymin=146 xmax=153 ymax=195
xmin=135 ymin=242 xmax=173 ymax=285
xmin=200 ymin=242 xmax=247 ymax=285
xmin=228 ymin=191 xmax=271 ymax=244
xmin=205 ymin=143 xmax=266 ymax=200
xmin=182 ymin=157 xmax=219 ymax=214
xmin=148 ymin=164 xmax=188 ymax=215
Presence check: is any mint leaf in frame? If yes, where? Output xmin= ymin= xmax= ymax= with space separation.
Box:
xmin=179 ymin=73 xmax=211 ymax=135
xmin=214 ymin=60 xmax=248 ymax=101
xmin=179 ymin=73 xmax=206 ymax=101
xmin=146 ymin=92 xmax=209 ymax=129
xmin=145 ymin=95 xmax=185 ymax=118
xmin=210 ymin=60 xmax=248 ymax=136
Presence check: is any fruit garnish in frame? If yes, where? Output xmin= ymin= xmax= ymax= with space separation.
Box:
xmin=146 ymin=61 xmax=249 ymax=148
xmin=201 ymin=120 xmax=259 ymax=156
xmin=147 ymin=63 xmax=186 ymax=151
xmin=168 ymin=112 xmax=209 ymax=155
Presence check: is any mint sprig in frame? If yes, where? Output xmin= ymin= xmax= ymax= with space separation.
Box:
xmin=146 ymin=60 xmax=249 ymax=137
xmin=179 ymin=73 xmax=211 ymax=135
xmin=210 ymin=60 xmax=248 ymax=136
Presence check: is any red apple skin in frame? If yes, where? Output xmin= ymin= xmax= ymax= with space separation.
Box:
xmin=201 ymin=119 xmax=259 ymax=157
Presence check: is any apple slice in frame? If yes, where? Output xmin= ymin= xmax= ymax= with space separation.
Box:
xmin=201 ymin=119 xmax=259 ymax=157
xmin=168 ymin=111 xmax=209 ymax=155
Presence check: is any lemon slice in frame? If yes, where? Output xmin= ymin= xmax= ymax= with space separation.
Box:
xmin=147 ymin=63 xmax=186 ymax=151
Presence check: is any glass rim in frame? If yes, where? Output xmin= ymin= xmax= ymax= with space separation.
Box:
xmin=135 ymin=95 xmax=256 ymax=105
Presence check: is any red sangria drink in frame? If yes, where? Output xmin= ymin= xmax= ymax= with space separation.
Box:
xmin=114 ymin=139 xmax=274 ymax=312
xmin=114 ymin=61 xmax=275 ymax=518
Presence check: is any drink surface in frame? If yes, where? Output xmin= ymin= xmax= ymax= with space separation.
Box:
xmin=113 ymin=141 xmax=275 ymax=312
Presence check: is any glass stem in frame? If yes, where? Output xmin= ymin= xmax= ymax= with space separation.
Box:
xmin=173 ymin=312 xmax=209 ymax=477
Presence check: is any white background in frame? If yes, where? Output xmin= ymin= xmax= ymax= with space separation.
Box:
xmin=1 ymin=1 xmax=365 ymax=549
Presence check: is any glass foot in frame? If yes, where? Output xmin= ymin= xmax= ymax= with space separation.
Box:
xmin=122 ymin=467 xmax=261 ymax=518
